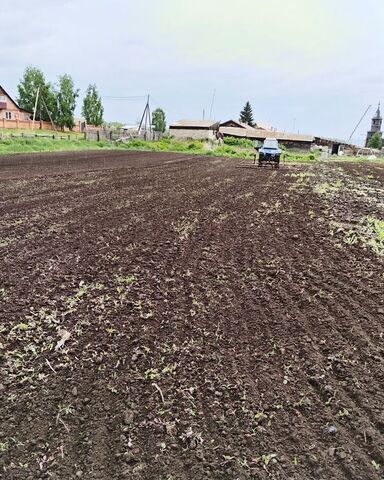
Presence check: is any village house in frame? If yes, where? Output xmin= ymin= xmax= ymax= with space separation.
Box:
xmin=169 ymin=119 xmax=220 ymax=140
xmin=0 ymin=84 xmax=87 ymax=132
xmin=0 ymin=85 xmax=32 ymax=126
xmin=169 ymin=118 xmax=317 ymax=149
xmin=219 ymin=119 xmax=314 ymax=150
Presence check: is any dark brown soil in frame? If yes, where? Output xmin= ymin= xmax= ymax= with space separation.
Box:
xmin=1 ymin=152 xmax=383 ymax=480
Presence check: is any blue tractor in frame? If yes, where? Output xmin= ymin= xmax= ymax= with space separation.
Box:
xmin=256 ymin=138 xmax=282 ymax=169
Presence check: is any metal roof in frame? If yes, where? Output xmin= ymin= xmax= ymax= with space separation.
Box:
xmin=221 ymin=119 xmax=275 ymax=131
xmin=271 ymin=131 xmax=314 ymax=142
xmin=219 ymin=126 xmax=314 ymax=142
xmin=255 ymin=121 xmax=275 ymax=131
xmin=239 ymin=121 xmax=254 ymax=129
xmin=219 ymin=127 xmax=255 ymax=137
xmin=314 ymin=135 xmax=353 ymax=145
xmin=170 ymin=119 xmax=219 ymax=129
xmin=221 ymin=119 xmax=257 ymax=130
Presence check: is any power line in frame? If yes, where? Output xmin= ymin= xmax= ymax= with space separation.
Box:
xmin=102 ymin=93 xmax=189 ymax=120
xmin=145 ymin=96 xmax=185 ymax=118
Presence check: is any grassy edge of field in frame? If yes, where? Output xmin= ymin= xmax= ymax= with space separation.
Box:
xmin=0 ymin=135 xmax=382 ymax=164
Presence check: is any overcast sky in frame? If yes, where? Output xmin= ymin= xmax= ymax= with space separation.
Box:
xmin=1 ymin=0 xmax=383 ymax=144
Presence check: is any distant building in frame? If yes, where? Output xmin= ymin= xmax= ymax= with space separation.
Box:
xmin=169 ymin=119 xmax=220 ymax=140
xmin=0 ymin=85 xmax=32 ymax=123
xmin=314 ymin=136 xmax=355 ymax=155
xmin=220 ymin=119 xmax=252 ymax=130
xmin=219 ymin=120 xmax=314 ymax=150
xmin=365 ymin=103 xmax=382 ymax=147
xmin=220 ymin=119 xmax=275 ymax=131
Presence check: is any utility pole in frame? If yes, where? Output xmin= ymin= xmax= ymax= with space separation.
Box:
xmin=40 ymin=94 xmax=57 ymax=131
xmin=147 ymin=95 xmax=152 ymax=134
xmin=348 ymin=105 xmax=371 ymax=144
xmin=138 ymin=95 xmax=152 ymax=139
xmin=32 ymin=87 xmax=40 ymax=130
xmin=209 ymin=89 xmax=216 ymax=119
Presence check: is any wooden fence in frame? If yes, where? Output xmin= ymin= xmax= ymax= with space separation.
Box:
xmin=85 ymin=128 xmax=163 ymax=142
xmin=0 ymin=126 xmax=164 ymax=144
xmin=0 ymin=118 xmax=87 ymax=133
xmin=0 ymin=132 xmax=82 ymax=140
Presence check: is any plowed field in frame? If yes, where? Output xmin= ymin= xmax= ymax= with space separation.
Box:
xmin=1 ymin=151 xmax=384 ymax=480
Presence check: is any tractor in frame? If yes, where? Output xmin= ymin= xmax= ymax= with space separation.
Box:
xmin=255 ymin=138 xmax=282 ymax=169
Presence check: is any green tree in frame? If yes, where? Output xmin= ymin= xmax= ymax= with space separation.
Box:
xmin=82 ymin=84 xmax=104 ymax=126
xmin=239 ymin=101 xmax=254 ymax=126
xmin=17 ymin=66 xmax=56 ymax=122
xmin=152 ymin=108 xmax=166 ymax=132
xmin=56 ymin=74 xmax=79 ymax=130
xmin=368 ymin=132 xmax=383 ymax=149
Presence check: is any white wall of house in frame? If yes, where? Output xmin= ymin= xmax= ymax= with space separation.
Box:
xmin=170 ymin=128 xmax=216 ymax=141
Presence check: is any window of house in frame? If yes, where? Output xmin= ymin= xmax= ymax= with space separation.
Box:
xmin=5 ymin=111 xmax=12 ymax=120
xmin=0 ymin=95 xmax=7 ymax=110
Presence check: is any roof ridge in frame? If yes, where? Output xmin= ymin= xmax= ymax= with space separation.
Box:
xmin=0 ymin=84 xmax=33 ymax=114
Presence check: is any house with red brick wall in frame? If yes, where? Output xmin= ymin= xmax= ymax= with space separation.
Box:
xmin=0 ymin=85 xmax=32 ymax=123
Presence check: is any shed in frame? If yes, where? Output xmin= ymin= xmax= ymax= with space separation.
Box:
xmin=169 ymin=119 xmax=220 ymax=140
